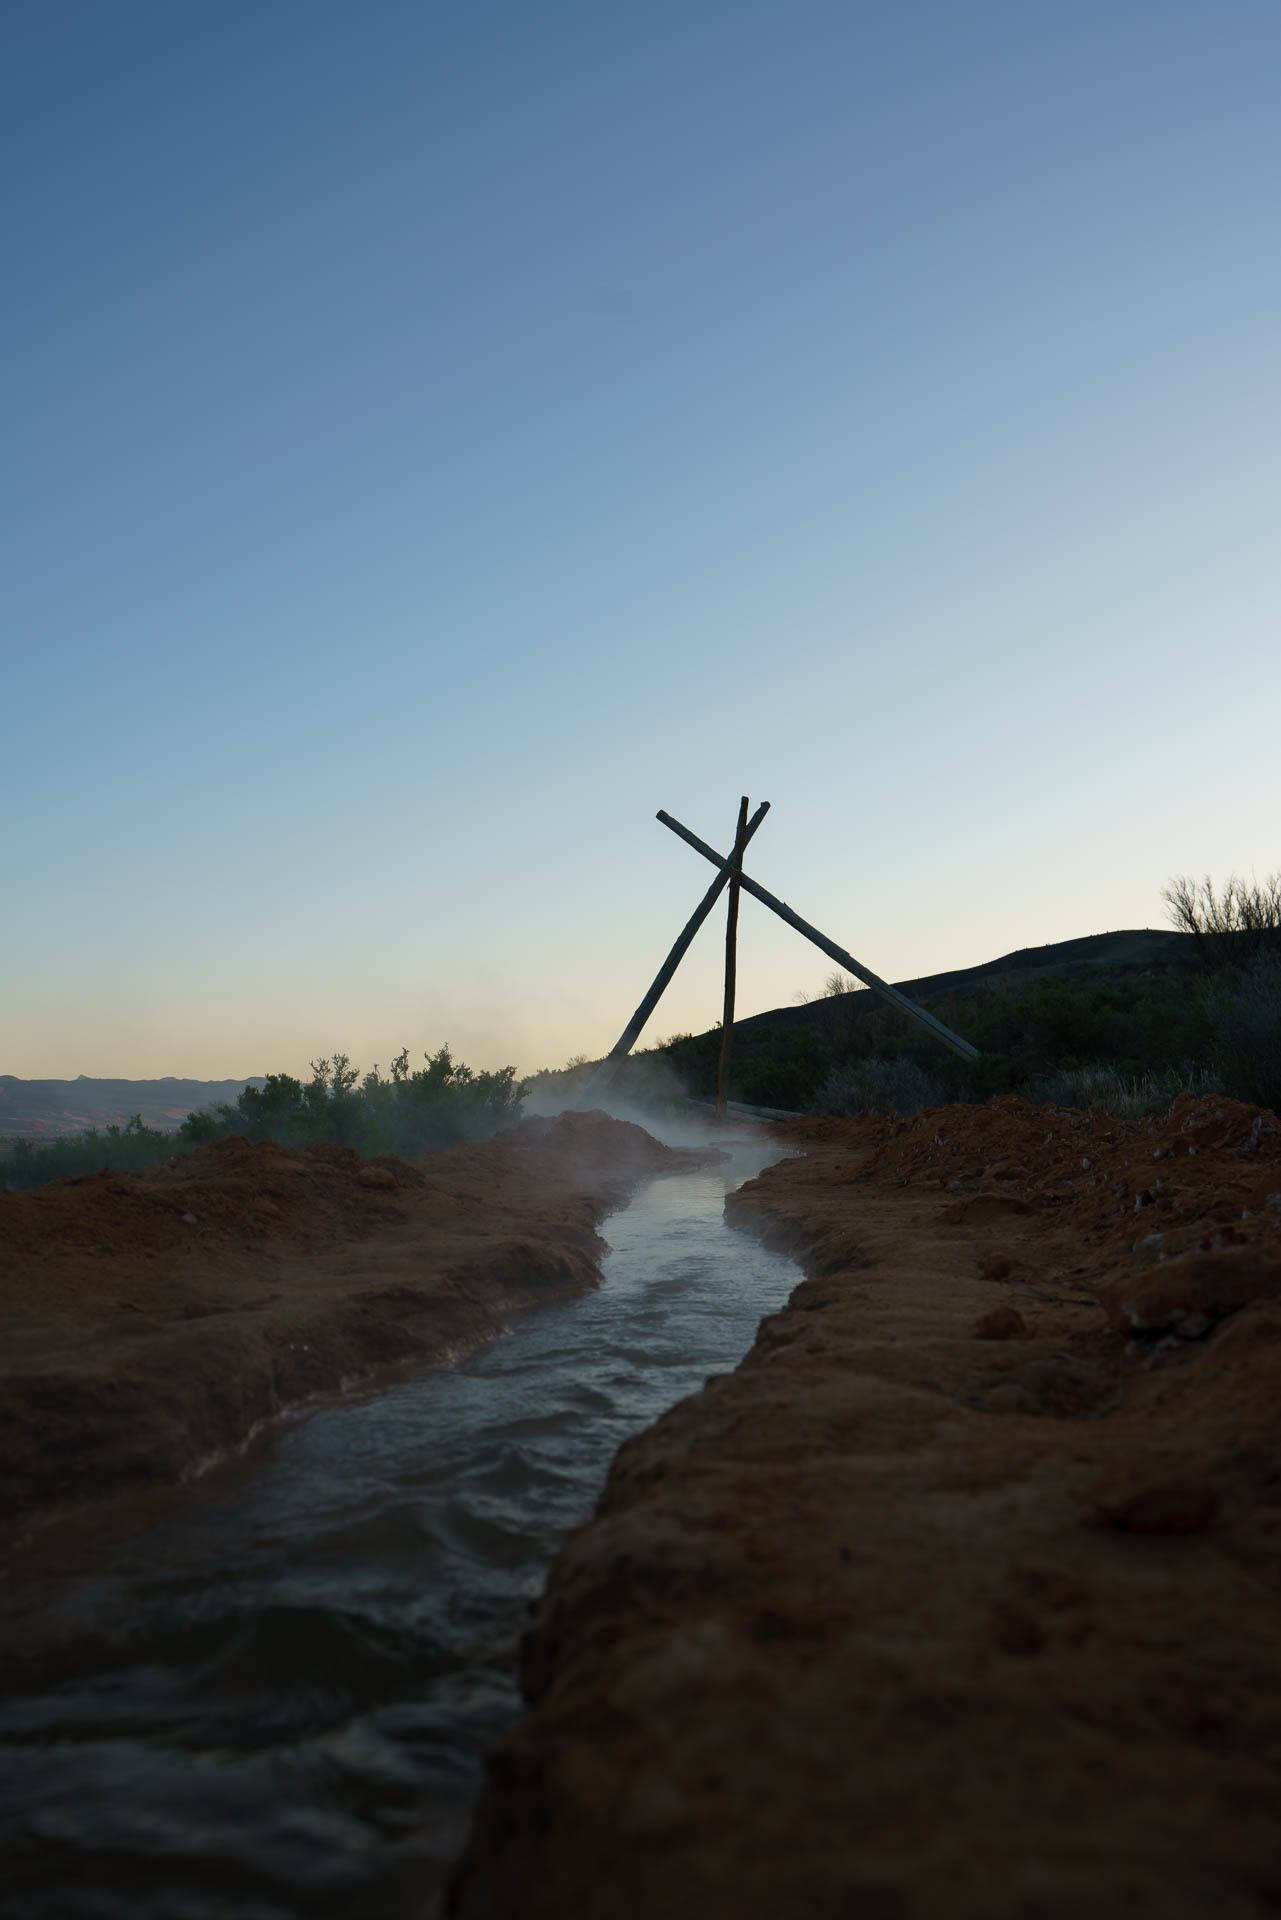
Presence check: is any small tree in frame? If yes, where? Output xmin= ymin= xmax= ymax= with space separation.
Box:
xmin=1161 ymin=872 xmax=1281 ymax=968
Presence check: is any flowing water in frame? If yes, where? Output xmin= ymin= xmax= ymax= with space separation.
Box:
xmin=0 ymin=1134 xmax=799 ymax=1919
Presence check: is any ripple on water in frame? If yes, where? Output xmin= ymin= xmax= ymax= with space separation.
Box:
xmin=0 ymin=1136 xmax=799 ymax=1919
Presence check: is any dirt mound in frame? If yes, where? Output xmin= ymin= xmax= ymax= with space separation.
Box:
xmin=477 ymin=1109 xmax=703 ymax=1191
xmin=870 ymin=1090 xmax=1280 ymax=1230
xmin=1 ymin=1137 xmax=421 ymax=1307
xmin=780 ymin=1092 xmax=1281 ymax=1329
xmin=450 ymin=1098 xmax=1281 ymax=1919
xmin=0 ymin=1114 xmax=710 ymax=1551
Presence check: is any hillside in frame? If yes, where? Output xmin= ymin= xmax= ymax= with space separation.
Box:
xmin=734 ymin=928 xmax=1198 ymax=1041
xmin=620 ymin=926 xmax=1276 ymax=1116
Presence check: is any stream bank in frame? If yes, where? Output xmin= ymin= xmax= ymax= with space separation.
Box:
xmin=0 ymin=1112 xmax=709 ymax=1548
xmin=449 ymin=1095 xmax=1281 ymax=1920
xmin=0 ymin=1128 xmax=800 ymax=1918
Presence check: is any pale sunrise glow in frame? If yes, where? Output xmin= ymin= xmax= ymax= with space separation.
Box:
xmin=4 ymin=3 xmax=1279 ymax=1081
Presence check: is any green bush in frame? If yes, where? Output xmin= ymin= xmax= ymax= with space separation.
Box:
xmin=1203 ymin=954 xmax=1281 ymax=1112
xmin=0 ymin=1114 xmax=177 ymax=1188
xmin=815 ymin=1057 xmax=945 ymax=1117
xmin=1 ymin=1046 xmax=524 ymax=1190
xmin=188 ymin=1047 xmax=524 ymax=1156
xmin=1029 ymin=1063 xmax=1223 ymax=1122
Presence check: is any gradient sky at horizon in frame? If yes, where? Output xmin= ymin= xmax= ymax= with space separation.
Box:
xmin=5 ymin=1 xmax=1279 ymax=1081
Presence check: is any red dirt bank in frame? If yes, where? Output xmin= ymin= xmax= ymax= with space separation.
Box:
xmin=450 ymin=1094 xmax=1281 ymax=1920
xmin=0 ymin=1113 xmax=706 ymax=1551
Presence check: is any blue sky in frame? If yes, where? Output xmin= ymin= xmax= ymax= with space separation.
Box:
xmin=5 ymin=1 xmax=1279 ymax=1080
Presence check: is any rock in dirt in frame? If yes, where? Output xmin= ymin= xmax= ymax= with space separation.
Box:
xmin=1089 ymin=1477 xmax=1220 ymax=1535
xmin=974 ymin=1305 xmax=1028 ymax=1339
xmin=1101 ymin=1244 xmax=1281 ymax=1335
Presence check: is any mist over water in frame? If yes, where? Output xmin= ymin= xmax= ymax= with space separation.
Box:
xmin=521 ymin=1068 xmax=713 ymax=1147
xmin=0 ymin=1127 xmax=799 ymax=1919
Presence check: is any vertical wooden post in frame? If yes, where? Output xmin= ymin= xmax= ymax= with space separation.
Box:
xmin=715 ymin=796 xmax=750 ymax=1120
xmin=576 ymin=801 xmax=771 ymax=1106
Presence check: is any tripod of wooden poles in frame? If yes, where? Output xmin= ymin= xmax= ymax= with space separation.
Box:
xmin=579 ymin=799 xmax=978 ymax=1116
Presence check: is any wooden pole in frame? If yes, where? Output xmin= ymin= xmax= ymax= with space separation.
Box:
xmin=577 ymin=801 xmax=772 ymax=1104
xmin=656 ymin=808 xmax=981 ymax=1063
xmin=715 ymin=796 xmax=750 ymax=1120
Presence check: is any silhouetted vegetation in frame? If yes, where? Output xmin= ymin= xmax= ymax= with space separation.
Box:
xmin=534 ymin=940 xmax=1280 ymax=1124
xmin=1162 ymin=872 xmax=1281 ymax=969
xmin=0 ymin=1114 xmax=176 ymax=1189
xmin=9 ymin=878 xmax=1280 ymax=1183
xmin=1 ymin=1047 xmax=523 ymax=1190
xmin=573 ymin=876 xmax=1273 ymax=1121
xmin=737 ymin=951 xmax=1277 ymax=1117
xmin=1202 ymin=954 xmax=1281 ymax=1110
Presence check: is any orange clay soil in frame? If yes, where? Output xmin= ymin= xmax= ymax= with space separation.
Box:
xmin=0 ymin=1112 xmax=709 ymax=1550
xmin=449 ymin=1093 xmax=1281 ymax=1920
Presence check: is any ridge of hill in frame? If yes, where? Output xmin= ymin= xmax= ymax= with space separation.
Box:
xmin=735 ymin=928 xmax=1197 ymax=1039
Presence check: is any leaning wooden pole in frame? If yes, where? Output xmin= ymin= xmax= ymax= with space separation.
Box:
xmin=577 ymin=801 xmax=772 ymax=1105
xmin=656 ymin=809 xmax=981 ymax=1063
xmin=715 ymin=796 xmax=750 ymax=1120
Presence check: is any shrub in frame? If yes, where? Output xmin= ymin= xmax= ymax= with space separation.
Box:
xmin=521 ymin=1054 xmax=601 ymax=1103
xmin=1203 ymin=954 xmax=1281 ymax=1112
xmin=1030 ymin=1063 xmax=1223 ymax=1122
xmin=358 ymin=1046 xmax=524 ymax=1153
xmin=812 ymin=1057 xmax=945 ymax=1118
xmin=1 ymin=1046 xmax=524 ymax=1190
xmin=1162 ymin=873 xmax=1281 ymax=968
xmin=0 ymin=1115 xmax=179 ymax=1189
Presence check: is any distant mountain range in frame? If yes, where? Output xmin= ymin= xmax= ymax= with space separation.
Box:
xmin=0 ymin=1075 xmax=267 ymax=1142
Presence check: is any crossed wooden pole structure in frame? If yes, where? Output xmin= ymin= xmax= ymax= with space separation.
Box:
xmin=581 ymin=800 xmax=978 ymax=1117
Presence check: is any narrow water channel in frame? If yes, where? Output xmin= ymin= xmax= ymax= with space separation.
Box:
xmin=0 ymin=1134 xmax=800 ymax=1920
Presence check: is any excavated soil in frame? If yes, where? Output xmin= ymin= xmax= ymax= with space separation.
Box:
xmin=450 ymin=1093 xmax=1281 ymax=1920
xmin=0 ymin=1113 xmax=709 ymax=1551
